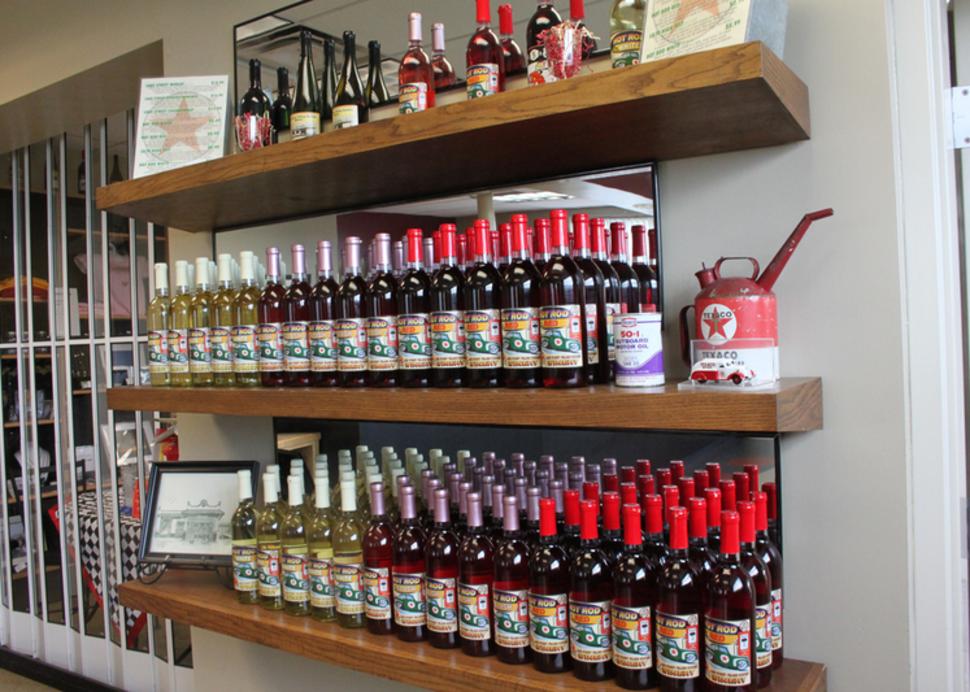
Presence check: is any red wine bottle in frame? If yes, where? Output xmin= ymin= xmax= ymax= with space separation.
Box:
xmin=569 ymin=499 xmax=613 ymax=681
xmin=398 ymin=228 xmax=432 ymax=387
xmin=706 ymin=462 xmax=722 ymax=488
xmin=705 ymin=487 xmax=722 ymax=554
xmin=693 ymin=469 xmax=711 ymax=494
xmin=533 ymin=218 xmax=552 ymax=273
xmin=642 ymin=494 xmax=667 ymax=568
xmin=687 ymin=497 xmax=714 ymax=589
xmin=498 ymin=4 xmax=527 ymax=75
xmin=426 ymin=488 xmax=460 ymax=649
xmin=459 ymin=492 xmax=495 ymax=656
xmin=291 ymin=30 xmax=321 ymax=141
xmin=463 ymin=219 xmax=504 ymax=388
xmin=363 ymin=482 xmax=394 ymax=635
xmin=526 ymin=0 xmax=563 ymax=86
xmin=393 ymin=485 xmax=427 ymax=642
xmin=609 ymin=221 xmax=642 ymax=313
xmin=529 ymin=497 xmax=571 ymax=673
xmin=310 ymin=241 xmax=338 ymax=387
xmin=744 ymin=465 xmax=760 ymax=503
xmin=271 ymin=67 xmax=292 ymax=143
xmin=494 ymin=495 xmax=532 ymax=664
xmin=762 ymin=482 xmax=780 ymax=546
xmin=720 ymin=480 xmax=737 ymax=514
xmin=754 ymin=491 xmax=783 ymax=670
xmin=631 ymin=225 xmax=658 ymax=307
xmin=258 ymin=247 xmax=286 ymax=387
xmin=733 ymin=472 xmax=751 ymax=505
xmin=501 ymin=214 xmax=542 ymax=388
xmin=365 ymin=233 xmax=398 ymax=387
xmin=613 ymin=503 xmax=657 ymax=690
xmin=571 ymin=0 xmax=597 ymax=59
xmin=399 ymin=13 xmax=436 ymax=114
xmin=466 ymin=0 xmax=506 ymax=99
xmin=333 ymin=31 xmax=369 ymax=129
xmin=239 ymin=59 xmax=271 ymax=147
xmin=431 ymin=224 xmax=466 ymax=387
xmin=590 ymin=218 xmax=621 ymax=375
xmin=572 ymin=213 xmax=609 ymax=384
xmin=498 ymin=222 xmax=514 ymax=271
xmin=738 ymin=501 xmax=772 ymax=687
xmin=431 ymin=23 xmax=458 ymax=90
xmin=539 ymin=211 xmax=586 ymax=388
xmin=490 ymin=483 xmax=506 ymax=544
xmin=600 ymin=491 xmax=625 ymax=566
xmin=283 ymin=244 xmax=312 ymax=386
xmin=336 ymin=236 xmax=368 ymax=387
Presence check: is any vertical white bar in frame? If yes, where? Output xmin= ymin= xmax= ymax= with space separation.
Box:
xmin=166 ymin=619 xmax=176 ymax=692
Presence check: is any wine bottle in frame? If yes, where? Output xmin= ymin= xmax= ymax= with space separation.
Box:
xmin=292 ymin=30 xmax=322 ymax=140
xmin=466 ymin=0 xmax=506 ymax=99
xmin=398 ymin=13 xmax=436 ymax=114
xmin=526 ymin=0 xmax=563 ymax=86
xmin=272 ymin=67 xmax=293 ymax=143
xmin=393 ymin=485 xmax=428 ymax=641
xmin=463 ymin=219 xmax=504 ymax=388
xmin=493 ymin=495 xmax=532 ymax=664
xmin=612 ymin=503 xmax=657 ymax=690
xmin=333 ymin=475 xmax=365 ymax=628
xmin=187 ymin=258 xmax=212 ymax=386
xmin=281 ymin=475 xmax=310 ymax=616
xmin=642 ymin=494 xmax=667 ymax=568
xmin=569 ymin=499 xmax=614 ymax=681
xmin=426 ymin=487 xmax=461 ymax=648
xmin=257 ymin=248 xmax=286 ymax=387
xmin=363 ymin=482 xmax=395 ymax=635
xmin=589 ymin=218 xmax=621 ymax=377
xmin=490 ymin=483 xmax=506 ymax=544
xmin=431 ymin=224 xmax=466 ymax=387
xmin=232 ymin=251 xmax=262 ymax=386
xmin=562 ymin=488 xmax=581 ymax=555
xmin=307 ymin=471 xmax=336 ymax=621
xmin=754 ymin=491 xmax=783 ymax=670
xmin=688 ymin=497 xmax=715 ymax=591
xmin=239 ymin=59 xmax=272 ymax=148
xmin=610 ymin=221 xmax=642 ymax=313
xmin=336 ymin=236 xmax=368 ymax=386
xmin=256 ymin=472 xmax=284 ymax=611
xmin=459 ymin=492 xmax=495 ymax=656
xmin=739 ymin=501 xmax=772 ymax=687
xmin=398 ymin=228 xmax=433 ymax=387
xmin=366 ymin=40 xmax=391 ymax=107
xmin=571 ymin=0 xmax=597 ymax=58
xmin=320 ymin=38 xmax=337 ymax=125
xmin=539 ymin=211 xmax=587 ymax=388
xmin=366 ymin=233 xmax=399 ymax=387
xmin=310 ymin=241 xmax=339 ymax=387
xmin=600 ymin=491 xmax=625 ymax=566
xmin=232 ymin=470 xmax=259 ymax=605
xmin=333 ymin=31 xmax=369 ymax=129
xmin=211 ymin=254 xmax=236 ymax=387
xmin=528 ymin=497 xmax=571 ymax=673
xmin=571 ymin=213 xmax=609 ymax=384
xmin=500 ymin=214 xmax=542 ymax=387
xmin=283 ymin=244 xmax=312 ymax=386
xmin=609 ymin=0 xmax=646 ymax=68
xmin=431 ymin=22 xmax=458 ymax=90
xmin=498 ymin=4 xmax=526 ymax=76
xmin=147 ymin=263 xmax=171 ymax=386
xmin=631 ymin=225 xmax=658 ymax=307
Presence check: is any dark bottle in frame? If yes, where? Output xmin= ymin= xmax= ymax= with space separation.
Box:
xmin=501 ymin=214 xmax=542 ymax=388
xmin=398 ymin=13 xmax=436 ymax=114
xmin=362 ymin=482 xmax=394 ymax=635
xmin=609 ymin=221 xmax=642 ymax=313
xmin=569 ymin=499 xmax=613 ymax=682
xmin=426 ymin=488 xmax=460 ymax=649
xmin=562 ymin=488 xmax=581 ymax=555
xmin=458 ymin=492 xmax=495 ymax=657
xmin=744 ymin=465 xmax=760 ymax=503
xmin=431 ymin=224 xmax=466 ymax=387
xmin=631 ymin=225 xmax=658 ymax=307
xmin=272 ymin=67 xmax=292 ymax=143
xmin=366 ymin=233 xmax=398 ymax=387
xmin=539 ymin=211 xmax=587 ymax=388
xmin=310 ymin=240 xmax=339 ymax=387
xmin=398 ymin=228 xmax=432 ymax=387
xmin=257 ymin=247 xmax=286 ymax=387
xmin=524 ymin=487 xmax=541 ymax=547
xmin=655 ymin=507 xmax=703 ymax=690
xmin=590 ymin=218 xmax=621 ymax=375
xmin=463 ymin=219 xmax=504 ymax=388
xmin=292 ymin=30 xmax=321 ymax=141
xmin=366 ymin=40 xmax=391 ymax=107
xmin=494 ymin=495 xmax=532 ymax=664
xmin=572 ymin=213 xmax=609 ymax=384
xmin=687 ymin=497 xmax=714 ymax=593
xmin=679 ymin=477 xmax=696 ymax=504
xmin=466 ymin=0 xmax=506 ymax=99
xmin=498 ymin=222 xmax=514 ymax=271
xmin=334 ymin=31 xmax=369 ymax=128
xmin=600 ymin=491 xmax=625 ymax=566
xmin=336 ymin=236 xmax=368 ymax=387
xmin=393 ymin=485 xmax=427 ymax=642
xmin=739 ymin=501 xmax=772 ymax=687
xmin=526 ymin=0 xmax=563 ymax=86
xmin=763 ymin=482 xmax=780 ymax=546
xmin=490 ymin=484 xmax=506 ymax=543
xmin=705 ymin=511 xmax=756 ymax=692
xmin=431 ymin=22 xmax=458 ymax=90
xmin=498 ymin=4 xmax=527 ymax=75
xmin=754 ymin=491 xmax=783 ymax=670
xmin=239 ymin=59 xmax=272 ymax=149
xmin=720 ymin=480 xmax=737 ymax=514
xmin=613 ymin=503 xmax=658 ymax=690
xmin=706 ymin=487 xmax=722 ymax=553
xmin=643 ymin=494 xmax=667 ymax=568
xmin=571 ymin=0 xmax=597 ymax=59
xmin=706 ymin=462 xmax=722 ymax=488
xmin=533 ymin=218 xmax=552 ymax=273
xmin=283 ymin=244 xmax=312 ymax=386
xmin=321 ymin=38 xmax=337 ymax=123
xmin=694 ymin=469 xmax=711 ymax=494
xmin=733 ymin=472 xmax=751 ymax=505
xmin=529 ymin=497 xmax=571 ymax=673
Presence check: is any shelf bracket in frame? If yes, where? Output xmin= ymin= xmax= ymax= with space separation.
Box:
xmin=951 ymin=86 xmax=970 ymax=149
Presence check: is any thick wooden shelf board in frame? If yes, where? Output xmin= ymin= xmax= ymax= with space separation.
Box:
xmin=120 ymin=571 xmax=826 ymax=692
xmin=96 ymin=42 xmax=809 ymax=232
xmin=106 ymin=378 xmax=821 ymax=433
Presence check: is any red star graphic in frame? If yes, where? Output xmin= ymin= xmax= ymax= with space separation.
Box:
xmin=675 ymin=0 xmax=721 ymax=25
xmin=154 ymin=98 xmax=210 ymax=154
xmin=703 ymin=308 xmax=732 ymax=339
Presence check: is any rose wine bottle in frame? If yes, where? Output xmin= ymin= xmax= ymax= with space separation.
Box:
xmin=232 ymin=470 xmax=259 ymax=604
xmin=534 ymin=217 xmax=552 ymax=273
xmin=365 ymin=40 xmax=391 ymax=107
xmin=590 ymin=218 xmax=621 ymax=376
xmin=563 ymin=488 xmax=581 ymax=555
xmin=754 ymin=491 xmax=783 ymax=670
xmin=431 ymin=224 xmax=466 ymax=387
xmin=706 ymin=488 xmax=722 ymax=553
xmin=529 ymin=497 xmax=571 ymax=673
xmin=500 ymin=213 xmax=542 ymax=388
xmin=399 ymin=13 xmax=436 ymax=114
xmin=571 ymin=0 xmax=597 ymax=59
xmin=498 ymin=4 xmax=526 ymax=76
xmin=688 ymin=497 xmax=714 ymax=596
xmin=739 ymin=501 xmax=772 ymax=687
xmin=490 ymin=483 xmax=506 ymax=543
xmin=600 ymin=491 xmax=625 ymax=566
xmin=631 ymin=225 xmax=658 ymax=307
xmin=526 ymin=0 xmax=563 ymax=86
xmin=613 ymin=503 xmax=657 ymax=690
xmin=426 ymin=488 xmax=460 ymax=648
xmin=525 ymin=487 xmax=542 ymax=548
xmin=463 ymin=219 xmax=504 ymax=387
xmin=310 ymin=241 xmax=338 ymax=387
xmin=609 ymin=221 xmax=642 ymax=313
xmin=569 ymin=499 xmax=613 ymax=681
xmin=336 ymin=236 xmax=368 ymax=386
xmin=333 ymin=31 xmax=369 ymax=129
xmin=333 ymin=475 xmax=365 ymax=628
xmin=366 ymin=233 xmax=399 ymax=387
xmin=363 ymin=482 xmax=394 ymax=635
xmin=705 ymin=511 xmax=756 ymax=692
xmin=282 ymin=244 xmax=312 ymax=386
xmin=643 ymin=494 xmax=667 ymax=568
xmin=272 ymin=67 xmax=292 ymax=143
xmin=258 ymin=248 xmax=286 ymax=387
xmin=431 ymin=23 xmax=457 ymax=91
xmin=291 ymin=30 xmax=321 ymax=140
xmin=572 ymin=213 xmax=610 ymax=384
xmin=494 ymin=495 xmax=532 ymax=664
xmin=393 ymin=485 xmax=427 ymax=642
xmin=655 ymin=506 xmax=703 ymax=690
xmin=539 ymin=211 xmax=587 ymax=388
xmin=466 ymin=0 xmax=506 ymax=99
xmin=147 ymin=263 xmax=170 ymax=386
xmin=321 ymin=38 xmax=337 ymax=124
xmin=398 ymin=228 xmax=432 ymax=387
xmin=459 ymin=492 xmax=495 ymax=656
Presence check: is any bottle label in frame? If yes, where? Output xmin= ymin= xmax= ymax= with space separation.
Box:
xmin=231 ymin=541 xmax=258 ymax=592
xmin=257 ymin=323 xmax=283 ymax=371
xmin=231 ymin=325 xmax=260 ymax=373
xmin=148 ymin=330 xmax=168 ymax=373
xmin=755 ymin=604 xmax=773 ymax=669
xmin=188 ymin=327 xmax=211 ymax=372
xmin=540 ymin=305 xmax=584 ymax=369
xmin=210 ymin=326 xmax=233 ymax=372
xmin=333 ymin=563 xmax=364 ymax=615
xmin=606 ymin=302 xmax=621 ymax=362
xmin=290 ymin=111 xmax=321 ymax=140
xmin=656 ymin=610 xmax=701 ymax=679
xmin=397 ymin=313 xmax=431 ymax=369
xmin=529 ymin=592 xmax=569 ymax=654
xmin=569 ymin=600 xmax=612 ymax=663
xmin=704 ymin=616 xmax=753 ymax=687
xmin=463 ymin=309 xmax=501 ymax=369
xmin=309 ymin=321 xmax=337 ymax=372
xmin=527 ymin=44 xmax=557 ymax=86
xmin=612 ymin=604 xmax=652 ymax=670
xmin=366 ymin=316 xmax=398 ymax=371
xmin=458 ymin=582 xmax=492 ymax=640
xmin=335 ymin=318 xmax=368 ymax=371
xmin=493 ymin=588 xmax=529 ymax=648
xmin=426 ymin=576 xmax=458 ymax=633
xmin=364 ymin=566 xmax=392 ymax=620
xmin=501 ymin=307 xmax=540 ymax=369
xmin=611 ymin=30 xmax=643 ymax=68
xmin=399 ymin=83 xmax=428 ymax=114
xmin=282 ymin=321 xmax=310 ymax=371
xmin=332 ymin=105 xmax=359 ymax=129
xmin=281 ymin=551 xmax=310 ymax=603
xmin=466 ymin=63 xmax=500 ymax=99
xmin=167 ymin=328 xmax=189 ymax=373
xmin=256 ymin=543 xmax=281 ymax=598
xmin=584 ymin=303 xmax=600 ymax=365
xmin=771 ymin=587 xmax=783 ymax=650
xmin=430 ymin=310 xmax=466 ymax=369
xmin=392 ymin=572 xmax=426 ymax=627
xmin=309 ymin=556 xmax=335 ymax=609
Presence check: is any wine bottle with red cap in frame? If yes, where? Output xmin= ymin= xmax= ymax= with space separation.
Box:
xmin=670 ymin=460 xmax=685 ymax=483
xmin=754 ymin=491 xmax=783 ymax=670
xmin=678 ymin=477 xmax=696 ymax=503
xmin=393 ymin=485 xmax=427 ymax=642
xmin=762 ymin=482 xmax=779 ymax=546
xmin=539 ymin=210 xmax=587 ymax=388
xmin=744 ymin=465 xmax=760 ymax=502
xmin=533 ymin=217 xmax=552 ymax=273
xmin=366 ymin=234 xmax=398 ymax=387
xmin=688 ymin=497 xmax=714 ymax=589
xmin=466 ymin=0 xmax=506 ymax=99
xmin=431 ymin=23 xmax=457 ymax=90
xmin=529 ymin=497 xmax=571 ymax=673
xmin=398 ymin=13 xmax=436 ymax=114
xmin=501 ymin=214 xmax=542 ymax=388
xmin=572 ymin=213 xmax=609 ymax=384
xmin=310 ymin=241 xmax=338 ymax=387
xmin=464 ymin=219 xmax=504 ymax=387
xmin=590 ymin=217 xmax=621 ymax=377
xmin=426 ymin=488 xmax=460 ymax=649
xmin=398 ymin=229 xmax=432 ymax=387
xmin=569 ymin=499 xmax=614 ymax=681
xmin=733 ymin=472 xmax=751 ymax=504
xmin=498 ymin=4 xmax=526 ymax=75
xmin=631 ymin=225 xmax=658 ymax=307
xmin=609 ymin=221 xmax=642 ymax=313
xmin=600 ymin=491 xmax=625 ymax=566
xmin=363 ymin=482 xmax=394 ymax=635
xmin=656 ymin=467 xmax=672 ymax=490
xmin=526 ymin=0 xmax=563 ymax=86
xmin=430 ymin=224 xmax=466 ymax=387
xmin=705 ymin=510 xmax=756 ymax=691
xmin=563 ymin=488 xmax=581 ymax=555
xmin=494 ymin=495 xmax=532 ymax=664
xmin=612 ymin=502 xmax=657 ymax=690
xmin=336 ymin=237 xmax=368 ymax=387
xmin=719 ymin=479 xmax=737 ymax=513
xmin=739 ymin=501 xmax=772 ymax=687
xmin=498 ymin=222 xmax=514 ymax=271
xmin=705 ymin=487 xmax=722 ymax=553
xmin=459 ymin=492 xmax=495 ymax=656
xmin=571 ymin=0 xmax=597 ymax=59
xmin=706 ymin=462 xmax=722 ymax=488
xmin=283 ymin=244 xmax=312 ymax=387
xmin=693 ymin=469 xmax=710 ymax=495
xmin=642 ymin=494 xmax=666 ymax=568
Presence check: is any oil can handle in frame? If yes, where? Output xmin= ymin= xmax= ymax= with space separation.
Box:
xmin=714 ymin=256 xmax=760 ymax=281
xmin=679 ymin=305 xmax=695 ymax=366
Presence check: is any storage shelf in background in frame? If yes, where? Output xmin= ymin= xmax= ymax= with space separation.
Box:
xmin=96 ymin=42 xmax=809 ymax=232
xmin=119 ymin=570 xmax=826 ymax=692
xmin=105 ymin=379 xmax=822 ymax=434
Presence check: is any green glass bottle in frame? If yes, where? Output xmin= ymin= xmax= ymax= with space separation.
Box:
xmin=281 ymin=475 xmax=311 ymax=616
xmin=168 ymin=260 xmax=193 ymax=387
xmin=189 ymin=257 xmax=214 ymax=386
xmin=232 ymin=250 xmax=262 ymax=387
xmin=231 ymin=469 xmax=259 ymax=605
xmin=307 ymin=471 xmax=336 ymax=621
xmin=256 ymin=472 xmax=284 ymax=610
xmin=147 ymin=262 xmax=171 ymax=386
xmin=212 ymin=253 xmax=237 ymax=387
xmin=333 ymin=476 xmax=365 ymax=628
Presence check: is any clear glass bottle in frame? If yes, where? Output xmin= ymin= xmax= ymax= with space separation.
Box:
xmin=333 ymin=476 xmax=365 ymax=628
xmin=211 ymin=254 xmax=236 ymax=386
xmin=609 ymin=0 xmax=646 ymax=69
xmin=232 ymin=251 xmax=262 ymax=387
xmin=147 ymin=262 xmax=170 ymax=386
xmin=307 ymin=471 xmax=336 ymax=621
xmin=231 ymin=470 xmax=259 ymax=605
xmin=256 ymin=472 xmax=283 ymax=610
xmin=281 ymin=475 xmax=311 ymax=616
xmin=189 ymin=257 xmax=213 ymax=386
xmin=466 ymin=0 xmax=506 ymax=99
xmin=168 ymin=260 xmax=193 ymax=387
xmin=398 ymin=14 xmax=436 ymax=114
xmin=431 ymin=22 xmax=458 ymax=90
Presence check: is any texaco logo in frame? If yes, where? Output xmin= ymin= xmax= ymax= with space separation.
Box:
xmin=700 ymin=303 xmax=736 ymax=345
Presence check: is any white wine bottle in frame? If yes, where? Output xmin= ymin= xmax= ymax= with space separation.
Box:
xmin=189 ymin=257 xmax=213 ymax=386
xmin=211 ymin=253 xmax=236 ymax=387
xmin=168 ymin=261 xmax=193 ymax=387
xmin=307 ymin=471 xmax=336 ymax=621
xmin=147 ymin=263 xmax=170 ymax=386
xmin=231 ymin=470 xmax=259 ymax=605
xmin=256 ymin=472 xmax=283 ymax=610
xmin=333 ymin=475 xmax=365 ymax=628
xmin=609 ymin=0 xmax=646 ymax=69
xmin=281 ymin=475 xmax=310 ymax=616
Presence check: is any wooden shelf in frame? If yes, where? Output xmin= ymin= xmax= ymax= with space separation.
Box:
xmin=96 ymin=42 xmax=809 ymax=232
xmin=120 ymin=570 xmax=826 ymax=692
xmin=4 ymin=419 xmax=54 ymax=429
xmin=105 ymin=378 xmax=821 ymax=434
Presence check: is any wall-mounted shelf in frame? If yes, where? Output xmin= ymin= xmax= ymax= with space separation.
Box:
xmin=120 ymin=570 xmax=827 ymax=692
xmin=96 ymin=42 xmax=809 ymax=232
xmin=105 ymin=378 xmax=821 ymax=434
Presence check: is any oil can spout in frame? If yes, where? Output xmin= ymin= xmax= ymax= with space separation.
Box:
xmin=757 ymin=208 xmax=834 ymax=292
xmin=695 ymin=263 xmax=718 ymax=289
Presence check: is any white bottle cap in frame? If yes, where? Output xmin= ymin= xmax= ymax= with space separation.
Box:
xmin=218 ymin=254 xmax=233 ymax=285
xmin=195 ymin=257 xmax=210 ymax=287
xmin=174 ymin=260 xmax=189 ymax=288
xmin=263 ymin=472 xmax=278 ymax=504
xmin=390 ymin=467 xmax=406 ymax=499
xmin=154 ymin=263 xmax=169 ymax=292
xmin=340 ymin=478 xmax=357 ymax=512
xmin=314 ymin=473 xmax=331 ymax=509
xmin=292 ymin=458 xmax=304 ymax=472
xmin=239 ymin=251 xmax=255 ymax=282
xmin=288 ymin=475 xmax=303 ymax=507
xmin=237 ymin=469 xmax=252 ymax=501
xmin=209 ymin=260 xmax=217 ymax=286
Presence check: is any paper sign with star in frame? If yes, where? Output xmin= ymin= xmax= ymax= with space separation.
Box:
xmin=132 ymin=76 xmax=229 ymax=179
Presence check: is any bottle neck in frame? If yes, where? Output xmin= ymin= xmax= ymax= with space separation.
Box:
xmin=344 ymin=265 xmax=359 ymax=279
xmin=156 ymin=287 xmax=169 ymax=298
xmin=317 ymin=269 xmax=332 ymax=280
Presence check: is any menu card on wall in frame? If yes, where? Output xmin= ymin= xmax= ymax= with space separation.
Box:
xmin=132 ymin=76 xmax=230 ymax=179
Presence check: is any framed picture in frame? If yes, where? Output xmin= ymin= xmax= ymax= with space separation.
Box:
xmin=139 ymin=460 xmax=259 ymax=567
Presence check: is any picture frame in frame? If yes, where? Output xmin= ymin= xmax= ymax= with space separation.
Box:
xmin=139 ymin=460 xmax=259 ymax=567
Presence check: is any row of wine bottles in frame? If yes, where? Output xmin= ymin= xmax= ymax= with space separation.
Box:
xmin=146 ymin=211 xmax=660 ymax=389
xmin=232 ymin=446 xmax=783 ymax=690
